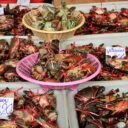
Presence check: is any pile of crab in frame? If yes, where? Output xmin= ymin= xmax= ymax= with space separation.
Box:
xmin=31 ymin=3 xmax=78 ymax=31
xmin=0 ymin=4 xmax=32 ymax=36
xmin=31 ymin=41 xmax=96 ymax=82
xmin=0 ymin=87 xmax=59 ymax=128
xmin=75 ymin=86 xmax=128 ymax=128
xmin=1 ymin=37 xmax=128 ymax=82
xmin=70 ymin=43 xmax=128 ymax=80
xmin=0 ymin=36 xmax=39 ymax=82
xmin=76 ymin=6 xmax=128 ymax=35
xmin=0 ymin=4 xmax=128 ymax=36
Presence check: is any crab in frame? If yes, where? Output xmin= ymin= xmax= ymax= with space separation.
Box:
xmin=75 ymin=86 xmax=128 ymax=128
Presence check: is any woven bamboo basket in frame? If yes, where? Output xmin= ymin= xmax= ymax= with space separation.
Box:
xmin=22 ymin=9 xmax=85 ymax=41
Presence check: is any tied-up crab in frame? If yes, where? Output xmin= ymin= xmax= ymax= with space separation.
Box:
xmin=107 ymin=57 xmax=128 ymax=73
xmin=0 ymin=39 xmax=9 ymax=63
xmin=69 ymin=43 xmax=128 ymax=81
xmin=3 ymin=4 xmax=32 ymax=36
xmin=0 ymin=58 xmax=22 ymax=82
xmin=9 ymin=36 xmax=37 ymax=59
xmin=31 ymin=41 xmax=96 ymax=82
xmin=0 ymin=121 xmax=17 ymax=128
xmin=0 ymin=87 xmax=59 ymax=128
xmin=75 ymin=6 xmax=128 ymax=35
xmin=31 ymin=2 xmax=78 ymax=31
xmin=0 ymin=36 xmax=39 ymax=82
xmin=0 ymin=15 xmax=14 ymax=32
xmin=70 ymin=43 xmax=106 ymax=62
xmin=75 ymin=86 xmax=128 ymax=128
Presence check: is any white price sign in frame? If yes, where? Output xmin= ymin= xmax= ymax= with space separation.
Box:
xmin=0 ymin=97 xmax=14 ymax=119
xmin=17 ymin=0 xmax=30 ymax=6
xmin=0 ymin=7 xmax=4 ymax=15
xmin=106 ymin=47 xmax=126 ymax=58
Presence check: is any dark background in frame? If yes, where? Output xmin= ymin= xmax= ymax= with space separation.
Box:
xmin=44 ymin=0 xmax=52 ymax=3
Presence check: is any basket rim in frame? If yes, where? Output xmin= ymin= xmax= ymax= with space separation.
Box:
xmin=16 ymin=52 xmax=101 ymax=87
xmin=22 ymin=9 xmax=85 ymax=34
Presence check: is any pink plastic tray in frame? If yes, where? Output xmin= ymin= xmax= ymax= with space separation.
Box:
xmin=16 ymin=52 xmax=101 ymax=91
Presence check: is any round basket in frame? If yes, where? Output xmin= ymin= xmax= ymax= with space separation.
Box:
xmin=22 ymin=9 xmax=85 ymax=41
xmin=16 ymin=53 xmax=101 ymax=91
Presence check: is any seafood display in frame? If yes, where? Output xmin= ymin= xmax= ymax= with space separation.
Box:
xmin=0 ymin=15 xmax=14 ymax=31
xmin=0 ymin=87 xmax=59 ymax=128
xmin=107 ymin=58 xmax=128 ymax=72
xmin=76 ymin=6 xmax=128 ymax=35
xmin=70 ymin=43 xmax=128 ymax=80
xmin=0 ymin=4 xmax=32 ymax=36
xmin=30 ymin=41 xmax=96 ymax=82
xmin=1 ymin=36 xmax=128 ymax=82
xmin=0 ymin=36 xmax=38 ymax=82
xmin=0 ymin=2 xmax=128 ymax=128
xmin=0 ymin=4 xmax=127 ymax=35
xmin=31 ymin=3 xmax=78 ymax=31
xmin=75 ymin=86 xmax=128 ymax=128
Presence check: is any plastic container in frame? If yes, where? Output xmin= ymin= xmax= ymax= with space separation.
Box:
xmin=60 ymin=33 xmax=128 ymax=49
xmin=67 ymin=80 xmax=128 ymax=128
xmin=0 ymin=3 xmax=51 ymax=9
xmin=16 ymin=52 xmax=101 ymax=91
xmin=0 ymin=82 xmax=68 ymax=128
xmin=68 ymin=1 xmax=128 ymax=36
xmin=22 ymin=10 xmax=85 ymax=41
xmin=0 ymin=33 xmax=128 ymax=47
xmin=68 ymin=1 xmax=128 ymax=12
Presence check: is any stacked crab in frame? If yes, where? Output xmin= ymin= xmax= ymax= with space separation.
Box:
xmin=0 ymin=88 xmax=58 ymax=128
xmin=76 ymin=6 xmax=128 ymax=35
xmin=30 ymin=3 xmax=78 ymax=31
xmin=0 ymin=4 xmax=32 ymax=36
xmin=75 ymin=86 xmax=128 ymax=128
xmin=70 ymin=43 xmax=128 ymax=81
xmin=0 ymin=37 xmax=37 ymax=82
xmin=30 ymin=40 xmax=96 ymax=82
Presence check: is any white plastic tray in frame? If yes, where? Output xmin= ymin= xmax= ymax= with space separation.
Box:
xmin=67 ymin=80 xmax=128 ymax=128
xmin=69 ymin=1 xmax=128 ymax=38
xmin=68 ymin=1 xmax=128 ymax=12
xmin=0 ymin=82 xmax=68 ymax=128
xmin=1 ymin=33 xmax=128 ymax=48
xmin=1 ymin=3 xmax=51 ymax=8
xmin=60 ymin=33 xmax=128 ymax=49
xmin=0 ymin=36 xmax=41 ymax=44
xmin=1 ymin=2 xmax=128 ymax=38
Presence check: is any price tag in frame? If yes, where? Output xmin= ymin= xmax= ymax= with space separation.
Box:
xmin=17 ymin=0 xmax=30 ymax=6
xmin=0 ymin=97 xmax=14 ymax=119
xmin=106 ymin=47 xmax=126 ymax=59
xmin=0 ymin=7 xmax=4 ymax=15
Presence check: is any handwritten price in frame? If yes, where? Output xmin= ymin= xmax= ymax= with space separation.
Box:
xmin=106 ymin=47 xmax=126 ymax=59
xmin=0 ymin=98 xmax=14 ymax=119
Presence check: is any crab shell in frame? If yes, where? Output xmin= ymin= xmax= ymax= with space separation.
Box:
xmin=65 ymin=63 xmax=96 ymax=81
xmin=0 ymin=64 xmax=6 ymax=75
xmin=0 ymin=121 xmax=17 ymax=128
xmin=13 ymin=110 xmax=39 ymax=127
xmin=0 ymin=15 xmax=14 ymax=31
xmin=105 ymin=100 xmax=128 ymax=114
xmin=0 ymin=39 xmax=9 ymax=51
